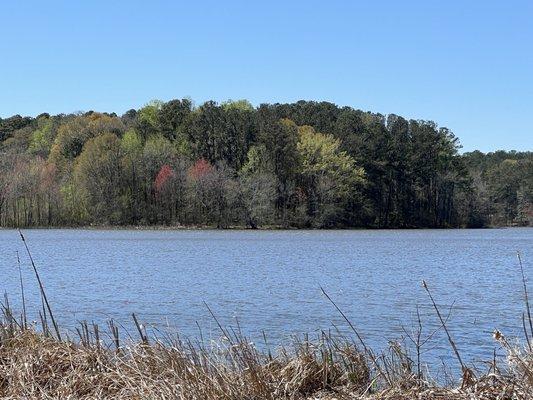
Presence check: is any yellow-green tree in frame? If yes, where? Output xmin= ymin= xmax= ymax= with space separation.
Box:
xmin=28 ymin=116 xmax=56 ymax=157
xmin=297 ymin=125 xmax=365 ymax=226
xmin=49 ymin=113 xmax=125 ymax=173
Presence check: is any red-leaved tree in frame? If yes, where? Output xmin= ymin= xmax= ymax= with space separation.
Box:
xmin=187 ymin=159 xmax=213 ymax=181
xmin=154 ymin=164 xmax=175 ymax=195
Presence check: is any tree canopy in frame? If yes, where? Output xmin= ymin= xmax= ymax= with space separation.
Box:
xmin=0 ymin=99 xmax=530 ymax=228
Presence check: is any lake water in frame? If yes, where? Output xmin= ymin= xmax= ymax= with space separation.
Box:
xmin=0 ymin=228 xmax=531 ymax=373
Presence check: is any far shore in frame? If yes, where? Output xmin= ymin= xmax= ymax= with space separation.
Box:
xmin=1 ymin=223 xmax=528 ymax=231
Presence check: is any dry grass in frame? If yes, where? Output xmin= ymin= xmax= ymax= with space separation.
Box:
xmin=0 ymin=325 xmax=372 ymax=399
xmin=0 ymin=317 xmax=532 ymax=399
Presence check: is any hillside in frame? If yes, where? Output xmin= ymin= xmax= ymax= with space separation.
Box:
xmin=0 ymin=100 xmax=531 ymax=228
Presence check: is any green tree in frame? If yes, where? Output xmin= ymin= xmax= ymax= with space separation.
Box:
xmin=158 ymin=99 xmax=192 ymax=138
xmin=257 ymin=114 xmax=300 ymax=225
xmin=28 ymin=116 xmax=57 ymax=157
xmin=238 ymin=145 xmax=277 ymax=228
xmin=73 ymin=133 xmax=124 ymax=224
xmin=120 ymin=129 xmax=144 ymax=223
xmin=49 ymin=113 xmax=125 ymax=172
xmin=135 ymin=100 xmax=163 ymax=139
xmin=297 ymin=126 xmax=365 ymax=226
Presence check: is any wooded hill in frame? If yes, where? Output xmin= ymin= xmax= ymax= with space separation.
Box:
xmin=0 ymin=99 xmax=531 ymax=228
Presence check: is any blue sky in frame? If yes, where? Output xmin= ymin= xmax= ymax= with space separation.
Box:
xmin=1 ymin=1 xmax=531 ymax=152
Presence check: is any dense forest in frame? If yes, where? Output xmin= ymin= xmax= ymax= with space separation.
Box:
xmin=0 ymin=99 xmax=531 ymax=228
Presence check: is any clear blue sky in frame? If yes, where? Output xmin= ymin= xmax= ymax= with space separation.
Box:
xmin=1 ymin=1 xmax=532 ymax=152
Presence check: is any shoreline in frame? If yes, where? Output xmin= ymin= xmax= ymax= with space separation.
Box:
xmin=1 ymin=224 xmax=523 ymax=231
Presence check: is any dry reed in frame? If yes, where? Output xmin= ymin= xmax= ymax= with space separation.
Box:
xmin=0 ymin=316 xmax=531 ymax=399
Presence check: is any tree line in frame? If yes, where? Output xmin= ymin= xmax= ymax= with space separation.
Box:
xmin=0 ymin=99 xmax=531 ymax=228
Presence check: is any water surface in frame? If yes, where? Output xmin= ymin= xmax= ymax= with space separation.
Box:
xmin=0 ymin=228 xmax=531 ymax=373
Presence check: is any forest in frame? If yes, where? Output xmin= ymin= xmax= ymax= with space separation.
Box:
xmin=0 ymin=99 xmax=531 ymax=228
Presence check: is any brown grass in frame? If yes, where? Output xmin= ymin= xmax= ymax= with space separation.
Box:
xmin=0 ymin=325 xmax=370 ymax=399
xmin=0 ymin=316 xmax=531 ymax=399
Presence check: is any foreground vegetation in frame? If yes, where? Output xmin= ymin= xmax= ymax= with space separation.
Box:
xmin=1 ymin=318 xmax=532 ymax=399
xmin=1 ymin=99 xmax=532 ymax=229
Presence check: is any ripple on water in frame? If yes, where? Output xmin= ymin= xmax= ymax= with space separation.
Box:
xmin=0 ymin=227 xmax=531 ymax=369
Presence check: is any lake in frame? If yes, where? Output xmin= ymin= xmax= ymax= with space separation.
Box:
xmin=0 ymin=228 xmax=531 ymax=373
